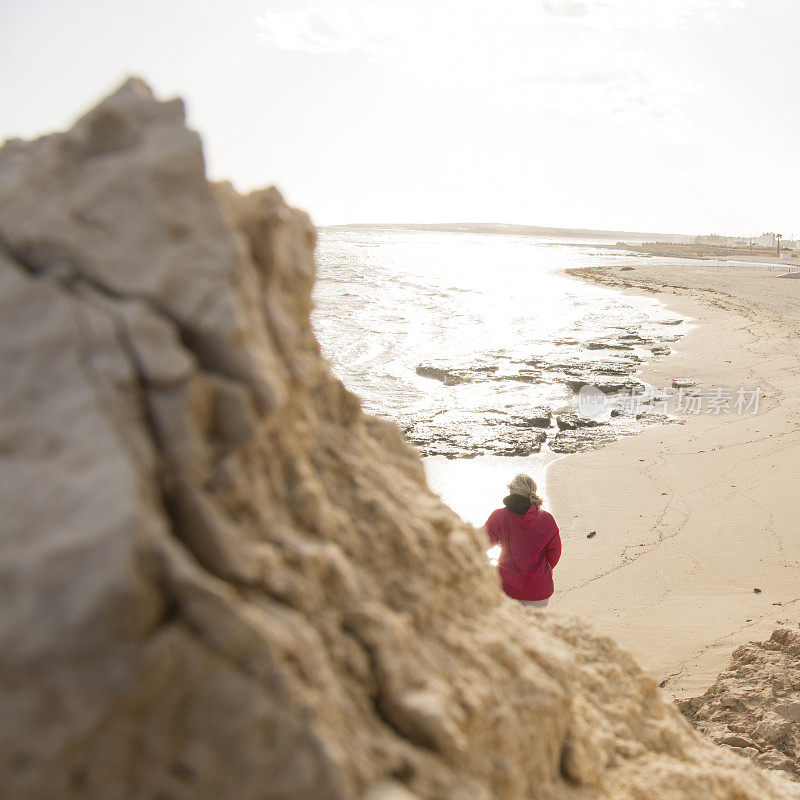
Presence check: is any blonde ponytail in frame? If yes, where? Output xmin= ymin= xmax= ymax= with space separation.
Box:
xmin=508 ymin=473 xmax=543 ymax=508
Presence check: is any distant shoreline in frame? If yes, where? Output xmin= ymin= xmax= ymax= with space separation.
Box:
xmin=319 ymin=221 xmax=694 ymax=244
xmin=319 ymin=224 xmax=799 ymax=267
xmin=611 ymin=241 xmax=797 ymax=267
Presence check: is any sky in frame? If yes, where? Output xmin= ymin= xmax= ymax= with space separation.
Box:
xmin=1 ymin=0 xmax=798 ymax=236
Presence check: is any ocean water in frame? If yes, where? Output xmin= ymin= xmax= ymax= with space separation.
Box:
xmin=311 ymin=226 xmax=689 ymax=525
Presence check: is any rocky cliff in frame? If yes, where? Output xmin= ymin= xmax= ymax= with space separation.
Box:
xmin=679 ymin=627 xmax=800 ymax=781
xmin=1 ymin=78 xmax=797 ymax=800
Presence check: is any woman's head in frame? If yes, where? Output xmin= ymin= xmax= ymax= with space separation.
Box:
xmin=507 ymin=473 xmax=543 ymax=508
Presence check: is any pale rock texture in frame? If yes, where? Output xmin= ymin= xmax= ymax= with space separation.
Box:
xmin=0 ymin=78 xmax=798 ymax=800
xmin=679 ymin=627 xmax=800 ymax=780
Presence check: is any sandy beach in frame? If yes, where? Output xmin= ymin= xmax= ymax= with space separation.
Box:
xmin=612 ymin=241 xmax=798 ymax=268
xmin=547 ymin=262 xmax=800 ymax=699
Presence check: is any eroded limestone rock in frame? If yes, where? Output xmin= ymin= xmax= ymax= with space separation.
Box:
xmin=679 ymin=627 xmax=800 ymax=781
xmin=1 ymin=78 xmax=797 ymax=800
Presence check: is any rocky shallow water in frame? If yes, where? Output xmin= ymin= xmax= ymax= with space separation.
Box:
xmin=313 ymin=227 xmax=693 ymax=463
xmin=402 ymin=323 xmax=686 ymax=457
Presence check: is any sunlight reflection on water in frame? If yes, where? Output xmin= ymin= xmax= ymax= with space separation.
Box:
xmin=313 ymin=228 xmax=676 ymax=423
xmin=312 ymin=227 xmax=683 ymax=527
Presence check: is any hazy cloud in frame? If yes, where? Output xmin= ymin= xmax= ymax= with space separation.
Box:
xmin=256 ymin=3 xmax=395 ymax=56
xmin=254 ymin=0 xmax=741 ymax=134
xmin=575 ymin=0 xmax=746 ymax=31
xmin=539 ymin=0 xmax=593 ymax=17
xmin=524 ymin=67 xmax=651 ymax=86
xmin=256 ymin=0 xmax=748 ymax=59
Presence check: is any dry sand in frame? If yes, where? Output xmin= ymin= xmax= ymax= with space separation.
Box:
xmin=547 ymin=262 xmax=800 ymax=699
xmin=614 ymin=241 xmax=797 ymax=268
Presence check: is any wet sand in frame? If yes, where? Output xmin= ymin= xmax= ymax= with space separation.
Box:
xmin=546 ymin=262 xmax=800 ymax=698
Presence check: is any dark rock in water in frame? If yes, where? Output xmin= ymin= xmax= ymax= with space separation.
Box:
xmin=416 ymin=362 xmax=541 ymax=387
xmin=410 ymin=428 xmax=548 ymax=459
xmin=413 ymin=350 xmax=658 ymax=400
xmin=526 ymin=353 xmax=641 ymax=381
xmin=502 ymin=371 xmax=541 ymax=383
xmin=620 ymin=266 xmax=635 ymax=271
xmin=610 ymin=407 xmax=635 ymax=418
xmin=403 ymin=408 xmax=549 ymax=458
xmin=481 ymin=430 xmax=549 ymax=457
xmin=560 ymin=405 xmax=684 ymax=450
xmin=672 ymin=378 xmax=698 ymax=388
xmin=585 ymin=340 xmax=635 ymax=351
xmin=651 ymin=345 xmax=671 ymax=355
xmin=565 ymin=378 xmax=597 ymax=393
xmin=566 ymin=378 xmax=642 ymax=394
xmin=524 ymin=355 xmax=568 ymax=370
xmin=618 ymin=333 xmax=654 ymax=344
xmin=510 ymin=407 xmax=551 ymax=427
xmin=415 ymin=364 xmax=472 ymax=385
xmin=554 ymin=362 xmax=593 ymax=377
xmin=593 ymin=361 xmax=634 ymax=376
xmin=597 ymin=379 xmax=643 ymax=393
xmin=556 ymin=413 xmax=606 ymax=431
xmin=550 ymin=411 xmax=682 ymax=453
xmin=658 ymin=318 xmax=684 ymax=325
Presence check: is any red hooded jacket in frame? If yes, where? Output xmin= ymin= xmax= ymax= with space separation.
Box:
xmin=485 ymin=501 xmax=561 ymax=601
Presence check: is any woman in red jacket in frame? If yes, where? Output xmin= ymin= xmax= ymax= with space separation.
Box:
xmin=484 ymin=473 xmax=561 ymax=607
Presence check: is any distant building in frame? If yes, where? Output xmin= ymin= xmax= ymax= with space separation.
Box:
xmin=758 ymin=232 xmax=777 ymax=247
xmin=780 ymin=248 xmax=793 ymax=260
